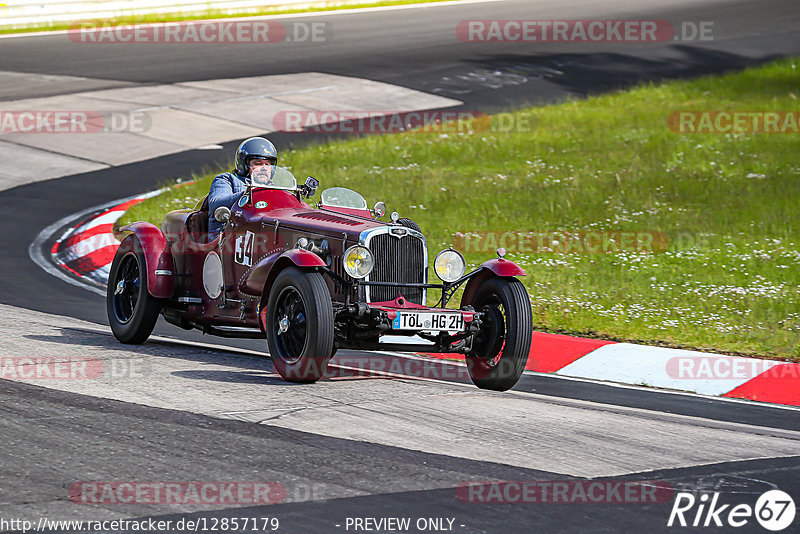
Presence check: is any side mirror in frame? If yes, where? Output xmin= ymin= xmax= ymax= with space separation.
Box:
xmin=372 ymin=201 xmax=386 ymax=219
xmin=214 ymin=206 xmax=231 ymax=223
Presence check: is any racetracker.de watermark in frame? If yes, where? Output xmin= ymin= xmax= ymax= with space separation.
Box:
xmin=0 ymin=111 xmax=151 ymax=133
xmin=456 ymin=481 xmax=675 ymax=504
xmin=273 ymin=110 xmax=495 ymax=134
xmin=667 ymin=111 xmax=800 ymax=133
xmin=69 ymin=482 xmax=287 ymax=505
xmin=68 ymin=20 xmax=330 ymax=44
xmin=272 ymin=354 xmax=527 ymax=383
xmin=0 ymin=356 xmax=148 ymax=381
xmin=457 ymin=20 xmax=713 ymax=42
xmin=0 ymin=356 xmax=102 ymax=380
xmin=666 ymin=357 xmax=800 ymax=380
xmin=452 ymin=231 xmax=671 ymax=254
xmin=327 ymin=355 xmax=471 ymax=381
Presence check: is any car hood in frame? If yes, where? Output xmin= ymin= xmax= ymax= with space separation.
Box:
xmin=251 ymin=207 xmax=388 ymax=241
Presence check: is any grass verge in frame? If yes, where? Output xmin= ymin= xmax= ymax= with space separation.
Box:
xmin=120 ymin=57 xmax=800 ymax=360
xmin=0 ymin=0 xmax=462 ymax=34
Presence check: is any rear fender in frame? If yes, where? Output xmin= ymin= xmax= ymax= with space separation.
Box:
xmin=460 ymin=258 xmax=525 ymax=307
xmin=119 ymin=222 xmax=175 ymax=299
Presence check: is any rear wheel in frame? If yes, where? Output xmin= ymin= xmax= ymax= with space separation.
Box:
xmin=265 ymin=267 xmax=334 ymax=383
xmin=464 ymin=276 xmax=532 ymax=391
xmin=106 ymin=235 xmax=161 ymax=344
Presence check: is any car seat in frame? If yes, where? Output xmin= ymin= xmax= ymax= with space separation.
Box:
xmin=186 ymin=194 xmax=210 ymax=243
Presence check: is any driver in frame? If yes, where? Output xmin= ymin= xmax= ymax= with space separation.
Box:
xmin=208 ymin=137 xmax=278 ymax=241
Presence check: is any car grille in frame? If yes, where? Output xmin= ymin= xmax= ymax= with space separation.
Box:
xmin=366 ymin=232 xmax=426 ymax=304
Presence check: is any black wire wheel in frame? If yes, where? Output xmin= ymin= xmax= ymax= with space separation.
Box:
xmin=463 ymin=276 xmax=532 ymax=391
xmin=106 ymin=235 xmax=161 ymax=344
xmin=265 ymin=267 xmax=334 ymax=383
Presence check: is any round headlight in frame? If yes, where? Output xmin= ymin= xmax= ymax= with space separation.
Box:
xmin=343 ymin=245 xmax=374 ymax=279
xmin=434 ymin=249 xmax=466 ymax=283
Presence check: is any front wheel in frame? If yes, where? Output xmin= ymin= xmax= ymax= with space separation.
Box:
xmin=265 ymin=267 xmax=334 ymax=383
xmin=106 ymin=235 xmax=161 ymax=344
xmin=464 ymin=276 xmax=532 ymax=391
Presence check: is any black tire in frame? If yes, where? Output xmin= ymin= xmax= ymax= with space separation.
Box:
xmin=463 ymin=277 xmax=532 ymax=391
xmin=106 ymin=235 xmax=161 ymax=344
xmin=397 ymin=218 xmax=421 ymax=232
xmin=265 ymin=267 xmax=334 ymax=383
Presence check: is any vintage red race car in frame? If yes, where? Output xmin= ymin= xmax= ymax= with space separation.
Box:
xmin=107 ymin=166 xmax=532 ymax=391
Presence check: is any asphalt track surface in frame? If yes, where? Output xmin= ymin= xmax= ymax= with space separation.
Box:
xmin=2 ymin=0 xmax=800 ymax=532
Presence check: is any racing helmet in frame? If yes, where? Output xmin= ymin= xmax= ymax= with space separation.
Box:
xmin=234 ymin=137 xmax=278 ymax=177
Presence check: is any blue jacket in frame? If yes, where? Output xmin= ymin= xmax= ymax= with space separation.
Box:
xmin=208 ymin=172 xmax=249 ymax=239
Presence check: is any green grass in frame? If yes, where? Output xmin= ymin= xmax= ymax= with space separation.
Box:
xmin=0 ymin=0 xmax=461 ymax=34
xmin=120 ymin=57 xmax=800 ymax=360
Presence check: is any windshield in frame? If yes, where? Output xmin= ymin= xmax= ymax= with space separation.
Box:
xmin=320 ymin=187 xmax=368 ymax=210
xmin=250 ymin=165 xmax=297 ymax=191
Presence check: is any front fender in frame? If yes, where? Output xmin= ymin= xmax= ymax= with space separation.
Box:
xmin=119 ymin=222 xmax=175 ymax=299
xmin=460 ymin=258 xmax=525 ymax=307
xmin=241 ymin=248 xmax=326 ymax=297
xmin=478 ymin=258 xmax=526 ymax=277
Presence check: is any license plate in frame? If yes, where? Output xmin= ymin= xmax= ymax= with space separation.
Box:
xmin=392 ymin=311 xmax=464 ymax=332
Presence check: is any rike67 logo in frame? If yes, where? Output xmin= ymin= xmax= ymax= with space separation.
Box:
xmin=667 ymin=490 xmax=795 ymax=531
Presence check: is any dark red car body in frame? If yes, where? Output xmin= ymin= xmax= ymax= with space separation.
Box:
xmin=108 ymin=174 xmax=533 ymax=390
